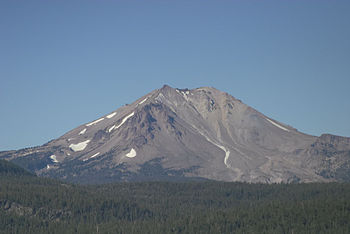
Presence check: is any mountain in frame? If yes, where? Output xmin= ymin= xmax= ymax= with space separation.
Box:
xmin=1 ymin=85 xmax=349 ymax=184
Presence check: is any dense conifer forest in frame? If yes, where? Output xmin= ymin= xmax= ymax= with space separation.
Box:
xmin=1 ymin=159 xmax=350 ymax=233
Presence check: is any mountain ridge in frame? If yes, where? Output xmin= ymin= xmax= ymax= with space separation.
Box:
xmin=1 ymin=85 xmax=349 ymax=184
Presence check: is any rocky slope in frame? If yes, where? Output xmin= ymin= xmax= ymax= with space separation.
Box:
xmin=1 ymin=85 xmax=349 ymax=184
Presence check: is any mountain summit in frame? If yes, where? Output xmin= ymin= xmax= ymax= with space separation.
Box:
xmin=1 ymin=85 xmax=350 ymax=184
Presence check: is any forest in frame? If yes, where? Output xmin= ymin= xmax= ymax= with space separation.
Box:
xmin=1 ymin=159 xmax=350 ymax=234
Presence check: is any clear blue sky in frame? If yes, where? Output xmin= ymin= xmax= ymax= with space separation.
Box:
xmin=1 ymin=0 xmax=349 ymax=150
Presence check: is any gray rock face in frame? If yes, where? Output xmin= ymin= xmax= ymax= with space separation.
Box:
xmin=1 ymin=85 xmax=350 ymax=184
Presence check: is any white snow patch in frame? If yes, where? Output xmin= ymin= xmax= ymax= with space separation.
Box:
xmin=181 ymin=91 xmax=189 ymax=101
xmin=86 ymin=118 xmax=104 ymax=127
xmin=192 ymin=127 xmax=245 ymax=180
xmin=79 ymin=128 xmax=87 ymax=135
xmin=184 ymin=124 xmax=244 ymax=180
xmin=90 ymin=152 xmax=100 ymax=159
xmin=115 ymin=112 xmax=134 ymax=129
xmin=176 ymin=89 xmax=180 ymax=94
xmin=106 ymin=112 xmax=116 ymax=119
xmin=185 ymin=91 xmax=190 ymax=95
xmin=200 ymin=132 xmax=243 ymax=180
xmin=205 ymin=136 xmax=230 ymax=167
xmin=83 ymin=152 xmax=101 ymax=162
xmin=265 ymin=118 xmax=290 ymax=132
xmin=108 ymin=125 xmax=115 ymax=133
xmin=69 ymin=140 xmax=91 ymax=152
xmin=108 ymin=112 xmax=135 ymax=132
xmin=218 ymin=145 xmax=230 ymax=166
xmin=138 ymin=98 xmax=148 ymax=105
xmin=125 ymin=148 xmax=137 ymax=158
xmin=50 ymin=155 xmax=58 ymax=163
xmin=47 ymin=164 xmax=50 ymax=169
xmin=67 ymin=153 xmax=70 ymax=156
xmin=194 ymin=129 xmax=231 ymax=169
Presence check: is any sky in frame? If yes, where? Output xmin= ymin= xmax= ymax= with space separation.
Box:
xmin=1 ymin=0 xmax=349 ymax=150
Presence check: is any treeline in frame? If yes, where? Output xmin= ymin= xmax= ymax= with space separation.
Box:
xmin=0 ymin=161 xmax=350 ymax=233
xmin=0 ymin=159 xmax=34 ymax=177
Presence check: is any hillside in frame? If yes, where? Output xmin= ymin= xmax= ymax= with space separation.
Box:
xmin=0 ymin=159 xmax=34 ymax=177
xmin=1 ymin=170 xmax=350 ymax=233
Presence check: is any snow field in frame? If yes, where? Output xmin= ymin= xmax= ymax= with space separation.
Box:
xmin=69 ymin=140 xmax=91 ymax=152
xmin=125 ymin=148 xmax=137 ymax=158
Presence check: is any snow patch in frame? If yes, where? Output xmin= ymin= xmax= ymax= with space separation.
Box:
xmin=69 ymin=140 xmax=91 ymax=152
xmin=108 ymin=112 xmax=135 ymax=132
xmin=108 ymin=125 xmax=115 ymax=133
xmin=79 ymin=128 xmax=87 ymax=135
xmin=106 ymin=112 xmax=116 ymax=119
xmin=50 ymin=155 xmax=58 ymax=163
xmin=116 ymin=112 xmax=134 ymax=129
xmin=47 ymin=165 xmax=50 ymax=169
xmin=138 ymin=98 xmax=148 ymax=105
xmin=125 ymin=148 xmax=137 ymax=158
xmin=83 ymin=152 xmax=100 ymax=162
xmin=265 ymin=118 xmax=290 ymax=132
xmin=181 ymin=91 xmax=189 ymax=101
xmin=86 ymin=118 xmax=104 ymax=127
xmin=90 ymin=152 xmax=100 ymax=159
xmin=201 ymin=134 xmax=243 ymax=179
xmin=205 ymin=136 xmax=230 ymax=167
xmin=194 ymin=129 xmax=231 ymax=169
xmin=191 ymin=126 xmax=244 ymax=180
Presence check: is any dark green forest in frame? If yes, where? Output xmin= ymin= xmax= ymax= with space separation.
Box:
xmin=1 ymin=159 xmax=350 ymax=234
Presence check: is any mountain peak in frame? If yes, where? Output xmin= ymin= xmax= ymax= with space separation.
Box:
xmin=1 ymin=85 xmax=350 ymax=184
xmin=162 ymin=84 xmax=171 ymax=88
xmin=160 ymin=84 xmax=173 ymax=91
